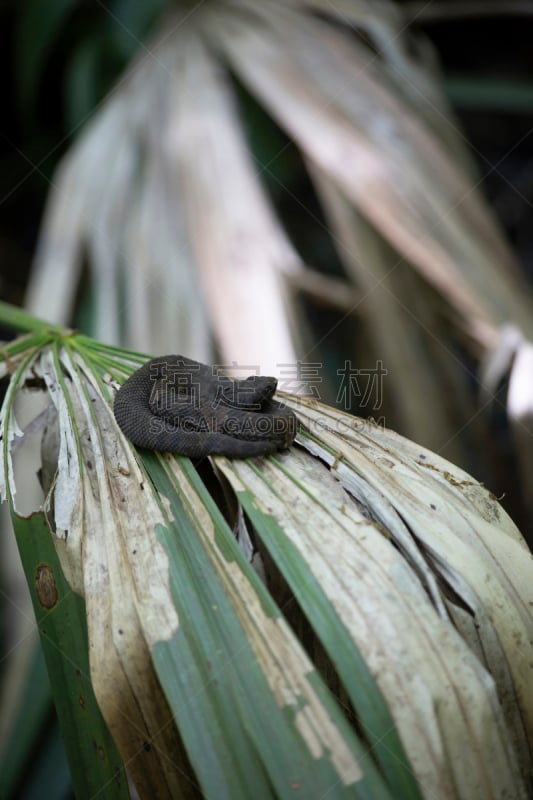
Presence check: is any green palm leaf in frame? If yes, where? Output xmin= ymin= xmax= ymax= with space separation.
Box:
xmin=1 ymin=306 xmax=531 ymax=798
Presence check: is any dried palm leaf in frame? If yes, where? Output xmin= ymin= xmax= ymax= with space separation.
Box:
xmin=24 ymin=1 xmax=533 ymax=453
xmin=0 ymin=311 xmax=532 ymax=798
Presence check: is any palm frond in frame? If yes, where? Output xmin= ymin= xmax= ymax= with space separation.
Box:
xmin=1 ymin=317 xmax=532 ymax=798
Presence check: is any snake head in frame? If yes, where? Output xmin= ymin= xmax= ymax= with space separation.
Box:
xmin=236 ymin=375 xmax=277 ymax=408
xmin=213 ymin=374 xmax=276 ymax=410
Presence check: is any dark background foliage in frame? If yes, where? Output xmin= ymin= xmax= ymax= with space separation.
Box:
xmin=1 ymin=1 xmax=532 ymax=311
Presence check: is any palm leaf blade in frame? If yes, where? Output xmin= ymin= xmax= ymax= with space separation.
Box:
xmin=8 ymin=511 xmax=129 ymax=799
xmin=146 ymin=454 xmax=394 ymax=799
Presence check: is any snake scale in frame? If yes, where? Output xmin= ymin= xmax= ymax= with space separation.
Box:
xmin=113 ymin=355 xmax=297 ymax=458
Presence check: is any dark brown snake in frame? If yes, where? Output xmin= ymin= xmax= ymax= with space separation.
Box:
xmin=113 ymin=355 xmax=297 ymax=458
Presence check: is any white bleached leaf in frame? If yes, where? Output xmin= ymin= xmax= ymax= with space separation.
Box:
xmin=216 ymin=392 xmax=533 ymax=798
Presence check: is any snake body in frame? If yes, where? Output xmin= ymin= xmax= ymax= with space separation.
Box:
xmin=114 ymin=355 xmax=297 ymax=458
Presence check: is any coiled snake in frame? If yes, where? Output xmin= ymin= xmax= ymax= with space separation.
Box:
xmin=114 ymin=355 xmax=297 ymax=458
